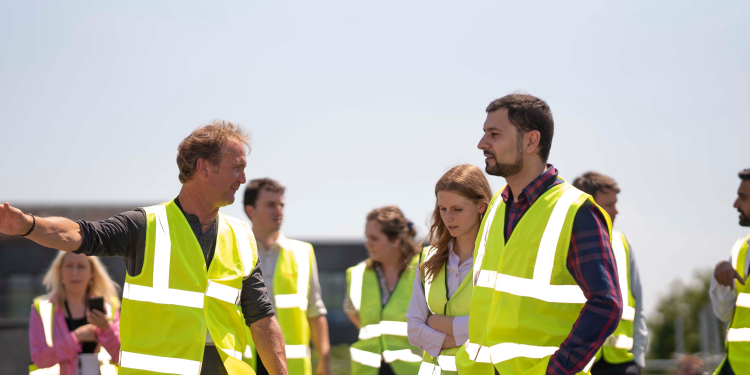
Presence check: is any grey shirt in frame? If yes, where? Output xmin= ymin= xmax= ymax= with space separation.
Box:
xmin=627 ymin=244 xmax=648 ymax=367
xmin=74 ymin=198 xmax=275 ymax=375
xmin=256 ymin=233 xmax=327 ymax=317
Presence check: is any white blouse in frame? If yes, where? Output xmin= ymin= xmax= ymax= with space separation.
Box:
xmin=406 ymin=245 xmax=472 ymax=357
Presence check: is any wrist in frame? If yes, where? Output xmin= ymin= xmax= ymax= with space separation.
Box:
xmin=20 ymin=214 xmax=35 ymax=236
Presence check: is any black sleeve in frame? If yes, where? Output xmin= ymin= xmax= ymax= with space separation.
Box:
xmin=74 ymin=209 xmax=147 ymax=277
xmin=241 ymin=260 xmax=275 ymax=327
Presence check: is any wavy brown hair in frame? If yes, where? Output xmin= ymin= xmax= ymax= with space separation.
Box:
xmin=421 ymin=164 xmax=492 ymax=282
xmin=176 ymin=120 xmax=250 ymax=183
xmin=366 ymin=206 xmax=420 ymax=269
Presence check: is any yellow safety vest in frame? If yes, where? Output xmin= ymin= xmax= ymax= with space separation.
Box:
xmin=455 ymin=183 xmax=612 ymax=375
xmin=243 ymin=237 xmax=315 ymax=375
xmin=596 ymin=231 xmax=636 ymax=364
xmin=417 ymin=246 xmax=472 ymax=375
xmin=28 ymin=297 xmax=118 ymax=375
xmin=347 ymin=255 xmax=423 ymax=375
xmin=119 ymin=201 xmax=258 ymax=375
xmin=714 ymin=234 xmax=750 ymax=375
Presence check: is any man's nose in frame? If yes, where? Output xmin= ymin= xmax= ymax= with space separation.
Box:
xmin=238 ymin=170 xmax=247 ymax=184
xmin=734 ymin=197 xmax=741 ymax=208
xmin=477 ymin=135 xmax=488 ymax=150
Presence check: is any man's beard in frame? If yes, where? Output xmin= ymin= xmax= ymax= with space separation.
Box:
xmin=740 ymin=209 xmax=750 ymax=227
xmin=485 ymin=135 xmax=524 ymax=177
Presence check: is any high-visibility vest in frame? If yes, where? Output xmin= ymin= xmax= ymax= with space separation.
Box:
xmin=28 ymin=297 xmax=118 ymax=375
xmin=346 ymin=255 xmax=423 ymax=375
xmin=119 ymin=201 xmax=258 ymax=375
xmin=596 ymin=231 xmax=636 ymax=364
xmin=243 ymin=238 xmax=315 ymax=375
xmin=455 ymin=183 xmax=612 ymax=375
xmin=417 ymin=246 xmax=472 ymax=375
xmin=714 ymin=234 xmax=750 ymax=375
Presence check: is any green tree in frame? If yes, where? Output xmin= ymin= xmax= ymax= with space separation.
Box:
xmin=647 ymin=268 xmax=725 ymax=359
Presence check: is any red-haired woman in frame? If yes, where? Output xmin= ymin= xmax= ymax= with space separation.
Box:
xmin=407 ymin=164 xmax=492 ymax=374
xmin=344 ymin=206 xmax=423 ymax=375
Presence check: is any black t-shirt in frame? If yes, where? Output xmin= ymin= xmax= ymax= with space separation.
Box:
xmin=74 ymin=198 xmax=274 ymax=375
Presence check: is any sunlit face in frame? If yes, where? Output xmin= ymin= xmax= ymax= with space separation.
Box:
xmin=735 ymin=180 xmax=750 ymax=227
xmin=364 ymin=220 xmax=401 ymax=264
xmin=478 ymin=109 xmax=524 ymax=177
xmin=61 ymin=253 xmax=92 ymax=294
xmin=437 ymin=190 xmax=486 ymax=239
xmin=206 ymin=139 xmax=247 ymax=207
xmin=245 ymin=189 xmax=284 ymax=232
xmin=594 ymin=188 xmax=619 ymax=224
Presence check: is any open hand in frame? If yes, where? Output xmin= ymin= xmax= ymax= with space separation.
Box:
xmin=87 ymin=309 xmax=110 ymax=331
xmin=73 ymin=324 xmax=98 ymax=342
xmin=0 ymin=202 xmax=33 ymax=236
xmin=715 ymin=261 xmax=745 ymax=289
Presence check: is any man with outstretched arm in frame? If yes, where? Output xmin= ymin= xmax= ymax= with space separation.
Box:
xmin=455 ymin=94 xmax=623 ymax=375
xmin=1 ymin=120 xmax=289 ymax=375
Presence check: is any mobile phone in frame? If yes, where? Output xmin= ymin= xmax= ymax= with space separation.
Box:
xmin=89 ymin=297 xmax=104 ymax=313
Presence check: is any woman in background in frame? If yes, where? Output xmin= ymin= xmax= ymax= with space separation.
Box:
xmin=407 ymin=164 xmax=492 ymax=374
xmin=344 ymin=206 xmax=423 ymax=375
xmin=29 ymin=251 xmax=121 ymax=375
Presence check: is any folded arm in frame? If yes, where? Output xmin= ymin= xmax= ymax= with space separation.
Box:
xmin=406 ymin=266 xmax=451 ymax=357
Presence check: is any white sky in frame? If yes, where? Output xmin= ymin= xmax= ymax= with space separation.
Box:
xmin=1 ymin=1 xmax=749 ymax=315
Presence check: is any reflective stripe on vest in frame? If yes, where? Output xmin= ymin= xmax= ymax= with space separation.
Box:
xmin=418 ymin=355 xmax=457 ymax=375
xmin=347 ymin=256 xmax=423 ymax=374
xmin=598 ymin=231 xmax=637 ymax=364
xmin=723 ymin=234 xmax=750 ymax=373
xmin=358 ymin=321 xmax=409 ymax=340
xmin=349 ymin=261 xmax=367 ymax=312
xmin=473 ymin=187 xmax=586 ymax=304
xmin=273 ymin=238 xmax=313 ymax=374
xmin=612 ymin=232 xmax=635 ymax=321
xmin=120 ymin=203 xmax=256 ymax=375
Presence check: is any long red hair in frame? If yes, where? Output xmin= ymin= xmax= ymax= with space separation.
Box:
xmin=421 ymin=164 xmax=492 ymax=282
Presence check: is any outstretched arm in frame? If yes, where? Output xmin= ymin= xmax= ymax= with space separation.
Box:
xmin=1 ymin=202 xmax=82 ymax=251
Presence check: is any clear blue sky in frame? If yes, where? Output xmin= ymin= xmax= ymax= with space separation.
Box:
xmin=1 ymin=0 xmax=749 ymax=315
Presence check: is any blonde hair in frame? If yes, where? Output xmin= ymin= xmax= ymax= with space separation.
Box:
xmin=42 ymin=251 xmax=121 ymax=310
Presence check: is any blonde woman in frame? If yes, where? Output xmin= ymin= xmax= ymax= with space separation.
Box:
xmin=29 ymin=251 xmax=121 ymax=375
xmin=344 ymin=206 xmax=424 ymax=375
xmin=406 ymin=164 xmax=492 ymax=374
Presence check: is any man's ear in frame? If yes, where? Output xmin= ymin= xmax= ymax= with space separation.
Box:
xmin=244 ymin=205 xmax=255 ymax=221
xmin=524 ymin=130 xmax=541 ymax=155
xmin=196 ymin=158 xmax=210 ymax=177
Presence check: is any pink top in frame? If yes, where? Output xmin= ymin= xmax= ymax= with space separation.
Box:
xmin=28 ymin=297 xmax=121 ymax=375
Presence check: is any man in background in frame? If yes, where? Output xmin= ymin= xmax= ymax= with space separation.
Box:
xmin=573 ymin=172 xmax=648 ymax=375
xmin=710 ymin=168 xmax=750 ymax=375
xmin=244 ymin=178 xmax=332 ymax=375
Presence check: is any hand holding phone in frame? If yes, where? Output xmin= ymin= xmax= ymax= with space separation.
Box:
xmin=88 ymin=297 xmax=104 ymax=313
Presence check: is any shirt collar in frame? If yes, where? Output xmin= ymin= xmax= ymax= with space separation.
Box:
xmin=258 ymin=232 xmax=287 ymax=253
xmin=501 ymin=164 xmax=559 ymax=206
